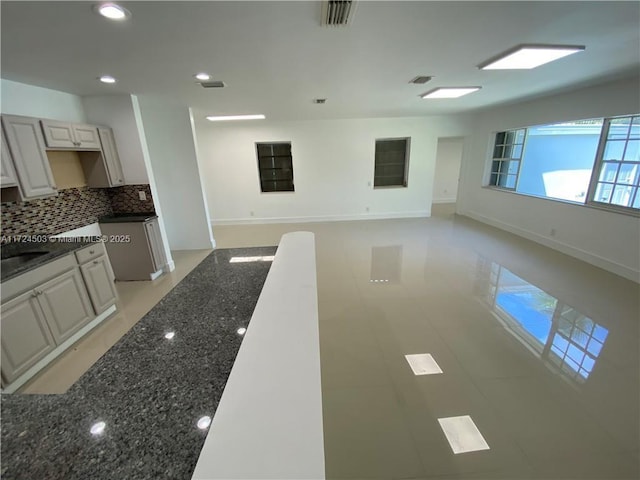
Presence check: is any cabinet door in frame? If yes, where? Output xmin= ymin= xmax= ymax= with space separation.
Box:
xmin=0 ymin=290 xmax=56 ymax=383
xmin=1 ymin=129 xmax=19 ymax=187
xmin=73 ymin=124 xmax=101 ymax=150
xmin=40 ymin=119 xmax=76 ymax=148
xmin=97 ymin=127 xmax=125 ymax=185
xmin=145 ymin=219 xmax=167 ymax=271
xmin=37 ymin=268 xmax=94 ymax=344
xmin=2 ymin=115 xmax=57 ymax=198
xmin=80 ymin=256 xmax=117 ymax=315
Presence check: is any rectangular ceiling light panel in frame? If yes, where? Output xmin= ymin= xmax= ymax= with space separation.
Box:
xmin=405 ymin=353 xmax=443 ymax=375
xmin=479 ymin=44 xmax=585 ymax=70
xmin=438 ymin=415 xmax=491 ymax=454
xmin=422 ymin=87 xmax=481 ymax=99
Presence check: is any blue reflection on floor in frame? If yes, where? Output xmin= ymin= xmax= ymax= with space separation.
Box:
xmin=496 ymin=292 xmax=554 ymax=345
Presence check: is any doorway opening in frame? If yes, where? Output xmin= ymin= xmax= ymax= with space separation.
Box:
xmin=432 ymin=136 xmax=464 ymax=217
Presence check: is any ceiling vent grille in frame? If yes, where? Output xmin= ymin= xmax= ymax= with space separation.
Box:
xmin=321 ymin=1 xmax=357 ymax=26
xmin=409 ymin=76 xmax=432 ymax=85
xmin=200 ymin=81 xmax=225 ymax=88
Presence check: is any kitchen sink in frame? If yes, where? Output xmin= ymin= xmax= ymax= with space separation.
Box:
xmin=1 ymin=251 xmax=49 ymax=270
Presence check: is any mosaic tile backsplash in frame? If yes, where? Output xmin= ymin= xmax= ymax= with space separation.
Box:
xmin=1 ymin=187 xmax=113 ymax=236
xmin=1 ymin=184 xmax=156 ymax=237
xmin=107 ymin=184 xmax=156 ymax=214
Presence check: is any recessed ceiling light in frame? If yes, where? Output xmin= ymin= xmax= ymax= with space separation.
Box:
xmin=206 ymin=114 xmax=266 ymax=122
xmin=479 ymin=44 xmax=585 ymax=70
xmin=421 ymin=87 xmax=481 ymax=99
xmin=94 ymin=3 xmax=130 ymax=20
xmin=194 ymin=73 xmax=211 ymax=81
xmin=98 ymin=75 xmax=117 ymax=84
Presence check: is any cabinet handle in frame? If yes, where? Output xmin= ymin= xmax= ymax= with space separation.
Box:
xmin=93 ymin=260 xmax=99 ymax=265
xmin=89 ymin=250 xmax=95 ymax=254
xmin=31 ymin=291 xmax=38 ymax=298
xmin=36 ymin=289 xmax=43 ymax=296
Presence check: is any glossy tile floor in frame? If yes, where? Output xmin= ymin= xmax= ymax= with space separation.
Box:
xmin=215 ymin=208 xmax=640 ymax=480
xmin=19 ymin=209 xmax=639 ymax=479
xmin=19 ymin=249 xmax=213 ymax=394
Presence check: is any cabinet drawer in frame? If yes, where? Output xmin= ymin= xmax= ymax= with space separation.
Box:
xmin=75 ymin=243 xmax=105 ymax=264
xmin=1 ymin=254 xmax=76 ymax=303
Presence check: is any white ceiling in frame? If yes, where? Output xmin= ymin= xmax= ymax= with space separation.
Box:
xmin=1 ymin=1 xmax=639 ymax=122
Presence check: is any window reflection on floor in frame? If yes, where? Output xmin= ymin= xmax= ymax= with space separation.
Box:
xmin=475 ymin=258 xmax=609 ymax=383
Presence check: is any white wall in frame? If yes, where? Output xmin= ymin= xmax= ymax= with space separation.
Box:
xmin=82 ymin=95 xmax=149 ymax=184
xmin=197 ymin=116 xmax=471 ymax=224
xmin=432 ymin=137 xmax=463 ymax=203
xmin=458 ymin=75 xmax=640 ymax=282
xmin=135 ymin=95 xmax=214 ymax=250
xmin=1 ymin=79 xmax=85 ymax=122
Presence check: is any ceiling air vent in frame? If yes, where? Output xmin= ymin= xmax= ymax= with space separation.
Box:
xmin=200 ymin=81 xmax=226 ymax=88
xmin=409 ymin=76 xmax=432 ymax=85
xmin=321 ymin=0 xmax=357 ymax=26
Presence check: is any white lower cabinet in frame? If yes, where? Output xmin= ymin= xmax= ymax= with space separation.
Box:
xmin=37 ymin=268 xmax=94 ymax=344
xmin=0 ymin=244 xmax=117 ymax=388
xmin=0 ymin=291 xmax=56 ymax=384
xmin=79 ymin=255 xmax=117 ymax=315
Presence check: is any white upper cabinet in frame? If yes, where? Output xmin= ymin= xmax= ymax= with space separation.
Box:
xmin=1 ymin=115 xmax=57 ymax=198
xmin=41 ymin=120 xmax=101 ymax=150
xmin=1 ymin=130 xmax=19 ymax=187
xmin=98 ymin=127 xmax=125 ymax=186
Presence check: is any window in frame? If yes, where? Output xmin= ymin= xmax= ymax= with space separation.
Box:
xmin=256 ymin=142 xmax=294 ymax=193
xmin=374 ymin=138 xmax=410 ymax=187
xmin=488 ymin=114 xmax=640 ymax=213
xmin=490 ymin=129 xmax=525 ymax=189
xmin=589 ymin=115 xmax=640 ymax=209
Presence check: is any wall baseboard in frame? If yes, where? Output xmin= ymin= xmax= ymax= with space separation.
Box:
xmin=461 ymin=210 xmax=639 ymax=283
xmin=432 ymin=198 xmax=457 ymax=204
xmin=211 ymin=211 xmax=430 ymax=226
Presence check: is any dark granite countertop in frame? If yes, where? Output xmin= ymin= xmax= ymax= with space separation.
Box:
xmin=1 ymin=238 xmax=98 ymax=283
xmin=99 ymin=212 xmax=157 ymax=223
xmin=1 ymin=246 xmax=276 ymax=480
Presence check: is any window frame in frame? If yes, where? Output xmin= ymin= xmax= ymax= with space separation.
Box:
xmin=489 ymin=128 xmax=527 ymax=191
xmin=255 ymin=141 xmax=295 ymax=194
xmin=373 ymin=137 xmax=411 ymax=189
xmin=486 ymin=115 xmax=640 ymax=217
xmin=586 ymin=115 xmax=640 ymax=215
